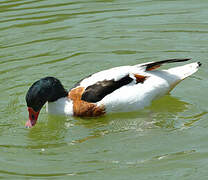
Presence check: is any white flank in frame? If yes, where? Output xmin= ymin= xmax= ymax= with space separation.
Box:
xmin=97 ymin=62 xmax=200 ymax=113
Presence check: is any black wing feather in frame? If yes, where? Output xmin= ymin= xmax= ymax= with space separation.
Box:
xmin=81 ymin=75 xmax=133 ymax=103
xmin=142 ymin=58 xmax=191 ymax=71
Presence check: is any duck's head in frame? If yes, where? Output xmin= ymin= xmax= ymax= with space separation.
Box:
xmin=25 ymin=77 xmax=68 ymax=128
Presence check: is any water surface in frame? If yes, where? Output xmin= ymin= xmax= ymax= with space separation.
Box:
xmin=0 ymin=0 xmax=208 ymax=179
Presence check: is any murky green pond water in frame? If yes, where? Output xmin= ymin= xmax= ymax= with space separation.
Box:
xmin=0 ymin=0 xmax=208 ymax=179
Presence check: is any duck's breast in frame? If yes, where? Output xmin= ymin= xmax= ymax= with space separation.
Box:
xmin=46 ymin=97 xmax=73 ymax=115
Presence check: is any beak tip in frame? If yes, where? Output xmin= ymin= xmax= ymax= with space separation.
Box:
xmin=25 ymin=120 xmax=33 ymax=128
xmin=27 ymin=107 xmax=39 ymax=128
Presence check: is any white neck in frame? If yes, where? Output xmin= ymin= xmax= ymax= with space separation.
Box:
xmin=46 ymin=97 xmax=73 ymax=115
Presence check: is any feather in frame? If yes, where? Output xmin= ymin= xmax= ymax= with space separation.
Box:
xmin=142 ymin=58 xmax=191 ymax=71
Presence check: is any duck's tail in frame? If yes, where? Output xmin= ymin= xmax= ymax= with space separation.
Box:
xmin=162 ymin=61 xmax=201 ymax=92
xmin=138 ymin=58 xmax=201 ymax=85
xmin=139 ymin=58 xmax=201 ymax=81
xmin=167 ymin=62 xmax=201 ymax=81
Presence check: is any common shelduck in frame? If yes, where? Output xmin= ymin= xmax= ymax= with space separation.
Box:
xmin=25 ymin=58 xmax=201 ymax=127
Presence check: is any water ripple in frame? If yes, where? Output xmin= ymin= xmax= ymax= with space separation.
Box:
xmin=0 ymin=0 xmax=207 ymax=179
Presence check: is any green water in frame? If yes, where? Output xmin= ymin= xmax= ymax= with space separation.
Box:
xmin=0 ymin=0 xmax=208 ymax=179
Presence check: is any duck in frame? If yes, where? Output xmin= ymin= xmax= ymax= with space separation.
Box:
xmin=25 ymin=58 xmax=201 ymax=127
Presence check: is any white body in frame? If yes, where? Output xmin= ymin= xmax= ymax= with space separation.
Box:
xmin=46 ymin=97 xmax=73 ymax=115
xmin=46 ymin=62 xmax=200 ymax=115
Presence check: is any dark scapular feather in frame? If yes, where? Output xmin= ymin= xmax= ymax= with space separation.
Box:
xmin=81 ymin=75 xmax=133 ymax=103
